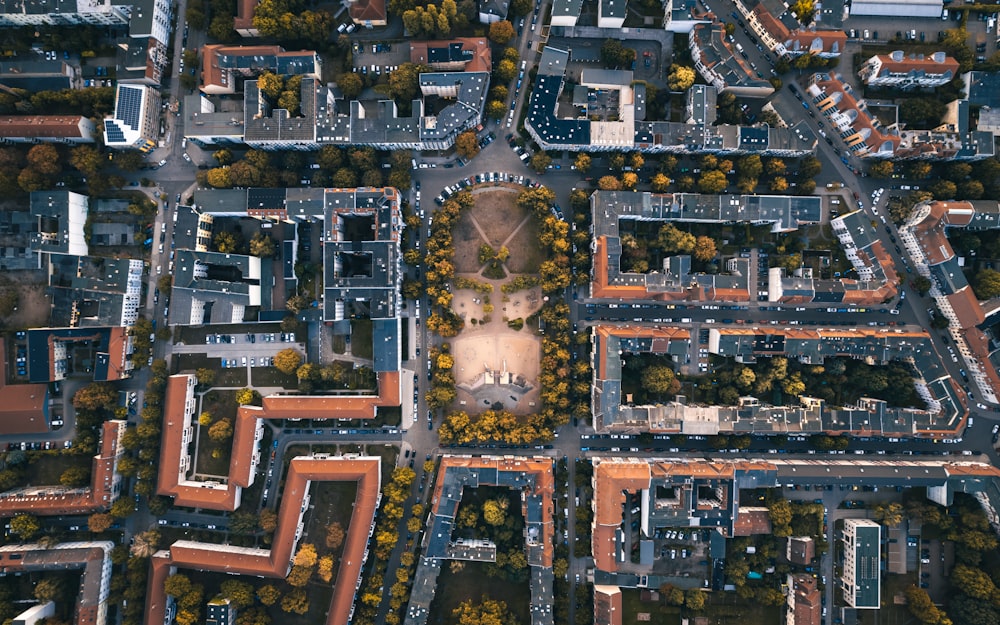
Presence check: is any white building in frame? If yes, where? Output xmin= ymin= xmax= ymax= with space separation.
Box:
xmin=849 ymin=0 xmax=942 ymax=18
xmin=841 ymin=519 xmax=881 ymax=609
xmin=103 ymin=84 xmax=161 ymax=152
xmin=598 ymin=0 xmax=627 ymax=28
xmin=858 ymin=51 xmax=959 ymax=89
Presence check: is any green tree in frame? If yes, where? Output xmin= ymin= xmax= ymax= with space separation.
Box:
xmin=280 ymin=588 xmax=309 ymax=615
xmin=34 ymin=577 xmax=61 ymax=602
xmin=872 ymin=502 xmax=904 ymax=527
xmin=195 ymin=367 xmax=216 ymax=387
xmin=249 ymin=232 xmax=276 ymax=257
xmin=60 ymin=465 xmax=90 ymax=488
xmin=387 ymin=63 xmax=428 ymax=102
xmin=339 ymin=72 xmax=363 ymax=99
xmin=88 ymin=512 xmax=114 ymax=533
xmin=486 ymin=100 xmax=507 ymax=120
xmin=657 ymin=223 xmax=696 ymax=254
xmin=685 ymin=588 xmax=706 ymax=611
xmin=974 ymin=268 xmax=1000 ymax=299
xmin=27 ymin=144 xmax=61 ymax=176
xmin=220 ymin=580 xmax=256 ymax=609
xmin=163 ymin=573 xmax=192 ymax=598
xmin=641 ymin=365 xmax=679 ymax=395
xmin=495 ymin=58 xmax=517 ymax=82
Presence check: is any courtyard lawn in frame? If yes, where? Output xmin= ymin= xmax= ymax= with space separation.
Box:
xmin=174 ymin=352 xmax=246 ymax=387
xmin=621 ymin=587 xmax=783 ymax=625
xmin=350 ymin=319 xmax=374 ymax=359
xmin=194 ymin=390 xmax=239 ymax=477
xmin=12 ymin=452 xmax=92 ymax=489
xmin=302 ymin=479 xmax=358 ymax=563
xmin=428 ymin=560 xmax=530 ymax=625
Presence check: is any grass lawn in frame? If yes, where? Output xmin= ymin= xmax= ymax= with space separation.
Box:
xmin=350 ymin=319 xmax=374 ymax=359
xmin=503 ymin=222 xmax=543 ymax=274
xmin=303 ymin=480 xmax=358 ymax=562
xmin=621 ymin=588 xmax=782 ymax=625
xmin=363 ymin=443 xmax=398 ymax=482
xmin=250 ymin=366 xmax=297 ymax=389
xmin=174 ymin=352 xmax=246 ymax=387
xmin=195 ymin=390 xmax=239 ymax=477
xmin=428 ymin=560 xmax=530 ymax=625
xmin=15 ymin=452 xmax=92 ymax=488
xmin=332 ymin=334 xmax=346 ymax=354
xmin=858 ymin=572 xmax=920 ymax=625
xmin=185 ymin=569 xmax=333 ymax=625
xmin=373 ymin=405 xmax=402 ymax=427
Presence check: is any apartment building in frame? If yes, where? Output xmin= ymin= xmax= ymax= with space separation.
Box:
xmin=842 ymin=519 xmax=881 ymax=609
xmin=103 ymin=83 xmax=161 ymax=152
xmin=690 ymin=22 xmax=775 ymax=97
xmin=859 ymin=51 xmax=959 ymax=89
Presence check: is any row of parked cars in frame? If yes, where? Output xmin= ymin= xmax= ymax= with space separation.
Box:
xmin=222 ymin=356 xmax=274 ymax=368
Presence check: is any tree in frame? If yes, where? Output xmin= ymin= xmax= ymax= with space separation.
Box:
xmin=698 ymin=170 xmax=728 ymax=194
xmin=88 ymin=512 xmax=114 ymax=533
xmin=34 ymin=577 xmax=61 ymax=602
xmin=72 ymin=382 xmax=118 ymax=412
xmin=131 ymin=530 xmax=160 ymax=558
xmin=236 ymin=388 xmax=260 ymax=406
xmin=60 ymin=466 xmax=90 ymax=488
xmin=573 ymin=153 xmax=591 ymax=173
xmin=900 ymin=98 xmax=946 ymax=128
xmin=482 ymin=499 xmax=508 ymax=525
xmin=317 ymin=555 xmax=334 ymax=582
xmin=249 ymin=232 xmax=276 ymax=257
xmin=286 ymin=293 xmax=310 ymax=313
xmin=280 ymin=588 xmax=309 ymax=615
xmin=257 ymin=585 xmax=281 ymax=606
xmin=452 ymin=598 xmax=515 ymax=625
xmin=455 ymin=131 xmax=480 ymax=160
xmin=27 ymin=144 xmax=61 ymax=176
xmin=220 ymin=580 xmax=256 ymax=609
xmin=260 ymin=509 xmax=278 ymax=533
xmin=600 ymin=39 xmax=634 ymax=68
xmin=387 ymin=63 xmax=427 ymax=103
xmin=692 ymin=236 xmax=717 ymax=262
xmin=651 ymin=172 xmax=671 ymax=192
xmin=489 ymin=20 xmax=515 ymax=44
xmin=195 ymin=367 xmax=216 ymax=387
xmin=208 ymin=418 xmax=233 ymax=442
xmin=685 ymin=588 xmax=706 ymax=611
xmin=872 ymin=502 xmax=904 ymax=527
xmin=974 ymin=268 xmax=1000 ymax=299
xmin=274 ymin=348 xmax=303 ymax=374
xmin=486 ymin=99 xmax=508 ymax=120
xmin=622 ymin=172 xmax=638 ymax=190
xmin=869 ymin=160 xmax=894 ymax=179
xmin=641 ymin=365 xmax=679 ymax=395
xmin=206 ymin=167 xmax=233 ymax=189
xmin=164 ymin=573 xmax=192 ymax=598
xmin=789 ymin=0 xmax=815 ymax=23
xmin=667 ymin=64 xmax=696 ymax=91
xmin=326 ymin=522 xmax=345 ymax=549
xmin=69 ymin=145 xmax=103 ymax=177
xmin=770 ymin=176 xmax=789 ymax=193
xmin=911 ymin=275 xmax=932 ymax=296
xmin=530 ymin=152 xmax=552 ymax=172
xmin=213 ymin=231 xmax=238 ymax=253
xmin=339 ymin=72 xmax=363 ymax=100
xmin=657 ymin=223 xmax=696 ymax=254
xmin=597 ymin=175 xmax=621 ymax=190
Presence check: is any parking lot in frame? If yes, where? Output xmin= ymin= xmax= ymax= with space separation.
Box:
xmin=173 ymin=331 xmax=306 ymax=367
xmin=352 ymin=42 xmax=409 ymax=76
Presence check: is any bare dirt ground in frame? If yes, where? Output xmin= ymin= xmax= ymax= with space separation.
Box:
xmin=452 ymin=213 xmax=486 ymax=274
xmin=504 ymin=220 xmax=544 ymax=274
xmin=468 ymin=189 xmax=526 ymax=246
xmin=0 ymin=277 xmax=51 ymax=330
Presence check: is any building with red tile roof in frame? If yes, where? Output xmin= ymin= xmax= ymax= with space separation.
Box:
xmin=0 ymin=115 xmax=97 ymax=144
xmin=409 ymin=39 xmax=492 ymax=73
xmin=594 ymin=585 xmax=623 ymax=625
xmin=0 ymin=420 xmax=126 ymax=516
xmin=0 ymin=338 xmax=50 ymax=435
xmin=403 ymin=455 xmax=555 ymax=625
xmin=592 ymin=323 xmax=969 ymax=437
xmin=900 ymin=200 xmax=1000 ymax=405
xmin=805 ymin=72 xmax=993 ymax=161
xmin=738 ymin=0 xmax=845 ymax=59
xmin=782 ymin=30 xmax=848 ymax=59
xmin=233 ymin=0 xmax=259 ymax=37
xmin=157 ymin=370 xmax=399 ymax=510
xmin=591 ymin=457 xmax=1000 ymax=621
xmin=859 ymin=51 xmax=959 ymax=89
xmin=348 ymin=0 xmax=387 ymax=26
xmin=199 ymin=45 xmax=321 ymax=95
xmin=146 ymin=455 xmax=380 ymax=625
xmin=0 ymin=541 xmax=115 ymax=625
xmin=786 ymin=574 xmax=821 ymax=625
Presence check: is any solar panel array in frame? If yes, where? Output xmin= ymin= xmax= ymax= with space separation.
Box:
xmin=116 ymin=85 xmax=143 ymax=129
xmin=104 ymin=120 xmax=126 ymax=144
